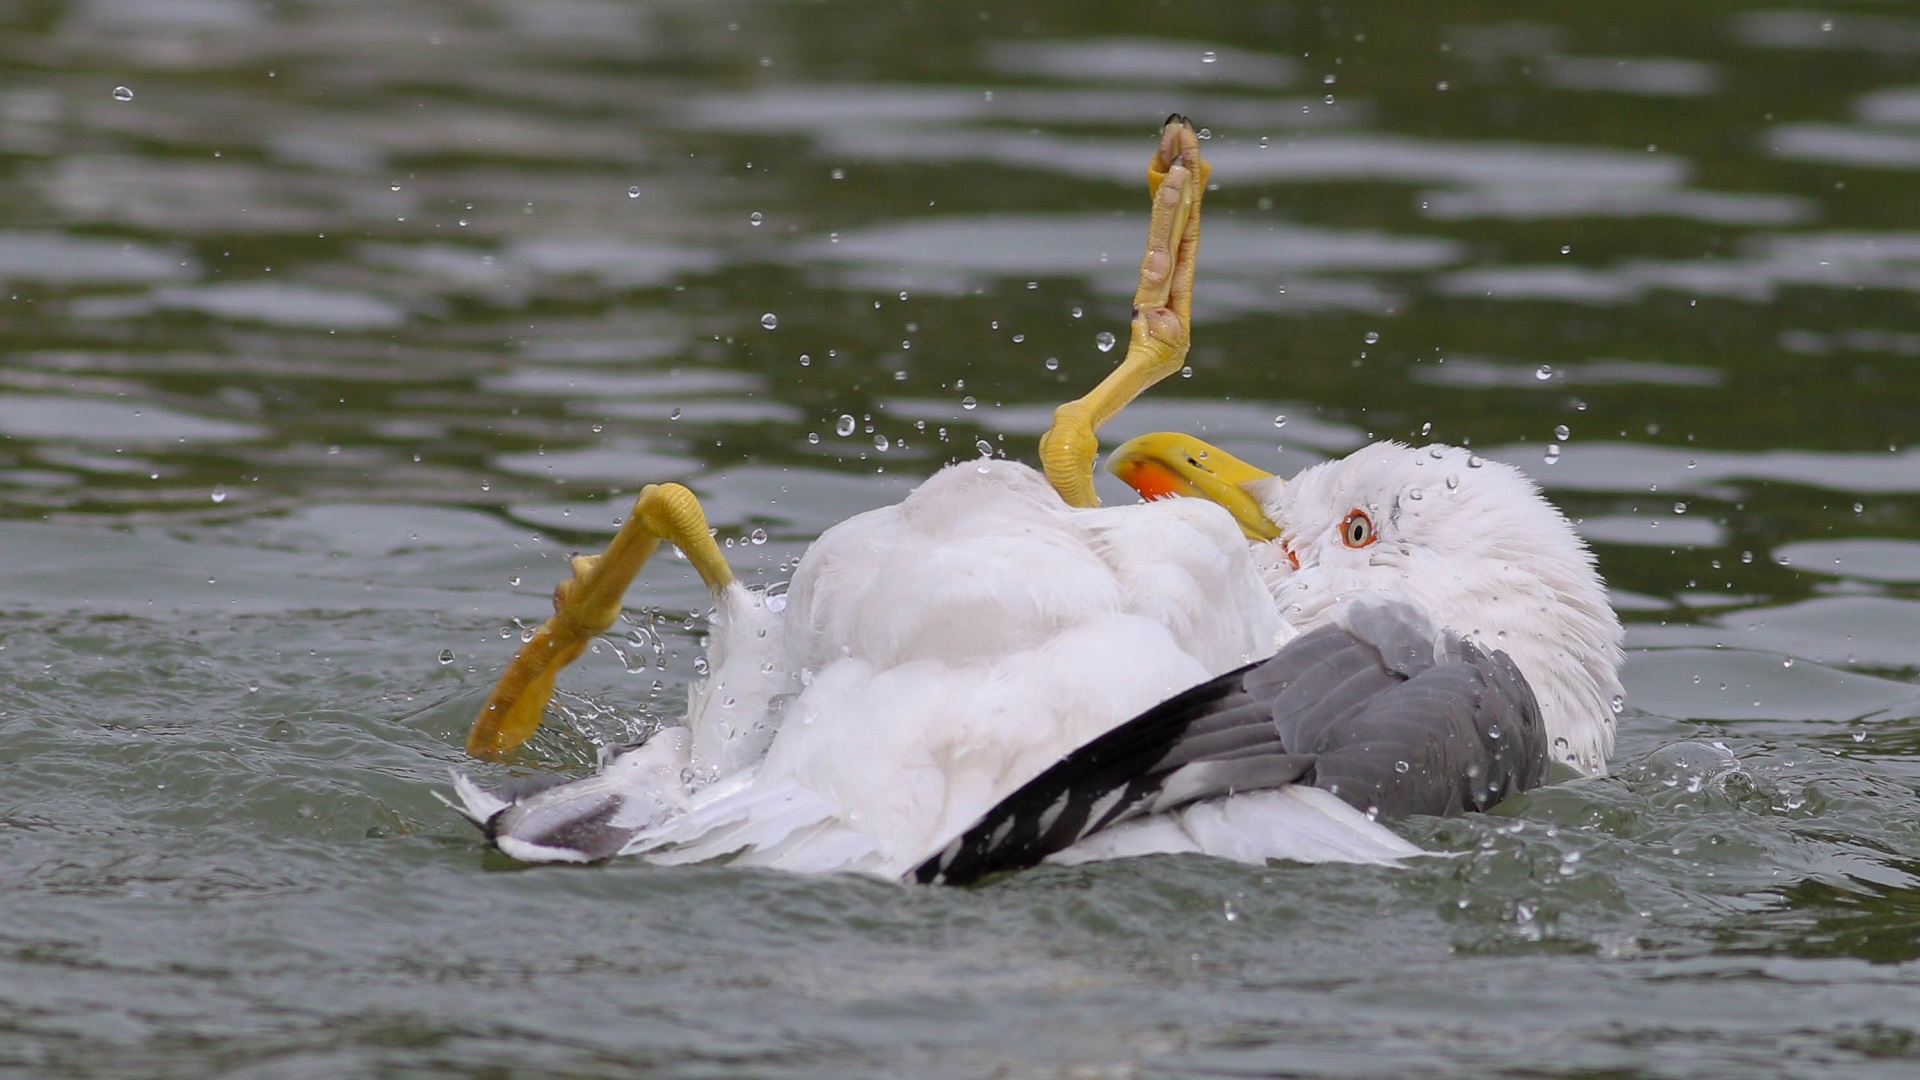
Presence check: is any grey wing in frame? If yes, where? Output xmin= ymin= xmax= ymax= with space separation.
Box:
xmin=912 ymin=668 xmax=1317 ymax=885
xmin=1252 ymin=596 xmax=1548 ymax=819
xmin=914 ymin=595 xmax=1547 ymax=886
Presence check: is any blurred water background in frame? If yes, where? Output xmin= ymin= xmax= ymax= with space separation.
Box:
xmin=4 ymin=1 xmax=1920 ymax=1076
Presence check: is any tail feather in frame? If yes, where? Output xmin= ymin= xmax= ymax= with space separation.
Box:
xmin=625 ymin=773 xmax=842 ymax=865
xmin=450 ymin=729 xmax=691 ymax=864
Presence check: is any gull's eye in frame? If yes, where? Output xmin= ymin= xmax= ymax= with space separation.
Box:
xmin=1340 ymin=509 xmax=1376 ymax=548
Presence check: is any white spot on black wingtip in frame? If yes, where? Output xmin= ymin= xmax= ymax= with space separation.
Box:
xmin=920 ymin=837 xmax=966 ymax=885
xmin=1036 ymin=792 xmax=1071 ymax=835
xmin=1084 ymin=788 xmax=1126 ymax=830
xmin=988 ymin=815 xmax=1016 ymax=851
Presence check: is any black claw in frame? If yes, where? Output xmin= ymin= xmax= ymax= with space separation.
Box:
xmin=1164 ymin=112 xmax=1188 ymax=128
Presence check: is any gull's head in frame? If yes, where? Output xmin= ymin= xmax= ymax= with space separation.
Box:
xmin=1253 ymin=442 xmax=1589 ymax=592
xmin=1115 ymin=435 xmax=1625 ymax=774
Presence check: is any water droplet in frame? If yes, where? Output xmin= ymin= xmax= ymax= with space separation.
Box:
xmin=1543 ymin=445 xmax=1561 ymax=464
xmin=1467 ymin=455 xmax=1484 ymax=469
xmin=1095 ymin=331 xmax=1117 ymax=353
xmin=1196 ymin=127 xmax=1212 ymax=140
xmin=1554 ymin=425 xmax=1570 ymax=442
xmin=1044 ymin=356 xmax=1060 ymax=371
xmin=749 ymin=528 xmax=768 ymax=546
xmin=1363 ymin=331 xmax=1380 ymax=344
xmin=960 ymin=395 xmax=978 ymax=411
xmin=437 ymin=649 xmax=455 ymax=665
xmin=627 ymin=186 xmax=641 ymax=198
xmin=975 ymin=438 xmax=994 ymax=457
xmin=1272 ymin=415 xmax=1287 ymax=428
xmin=760 ymin=312 xmax=778 ymax=330
xmin=668 ymin=407 xmax=682 ymax=421
xmin=1560 ymin=245 xmax=1572 ymax=255
xmin=111 ymin=85 xmax=134 ymax=102
xmin=692 ymin=656 xmax=710 ymax=675
xmin=209 ymin=484 xmax=227 ymax=503
xmin=835 ymin=414 xmax=856 ymax=437
xmin=1069 ymin=306 xmax=1084 ymax=319
xmin=1610 ymin=694 xmax=1625 ymax=714
xmin=1420 ymin=422 xmax=1433 ymax=437
xmin=873 ymin=433 xmax=890 ymax=451
xmin=1853 ymin=502 xmax=1865 ymax=514
xmin=1394 ymin=760 xmax=1410 ymax=774
xmin=1673 ymin=502 xmax=1688 ymax=515
xmin=1201 ymin=50 xmax=1218 ymax=63
xmin=508 ymin=575 xmax=521 ymax=586
xmin=1445 ymin=474 xmax=1460 ymax=491
xmin=1782 ymin=656 xmax=1795 ymax=668
xmin=1535 ymin=364 xmax=1554 ymax=381
xmin=806 ymin=432 xmax=820 ymax=444
xmin=830 ymin=167 xmax=845 ymax=180
xmin=1180 ymin=365 xmax=1194 ymax=379
xmin=748 ymin=211 xmax=764 ymax=226
xmin=1257 ymin=135 xmax=1271 ymax=149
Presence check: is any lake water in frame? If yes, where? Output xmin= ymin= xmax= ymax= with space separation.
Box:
xmin=4 ymin=2 xmax=1920 ymax=1076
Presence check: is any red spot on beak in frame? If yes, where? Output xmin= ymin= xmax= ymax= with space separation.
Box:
xmin=1117 ymin=459 xmax=1189 ymax=502
xmin=1284 ymin=544 xmax=1301 ymax=570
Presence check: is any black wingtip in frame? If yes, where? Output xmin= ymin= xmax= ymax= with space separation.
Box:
xmin=910 ymin=664 xmax=1275 ymax=886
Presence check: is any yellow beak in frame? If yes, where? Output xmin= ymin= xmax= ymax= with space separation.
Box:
xmin=1106 ymin=432 xmax=1282 ymax=542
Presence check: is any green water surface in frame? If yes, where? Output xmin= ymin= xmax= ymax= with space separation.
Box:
xmin=4 ymin=2 xmax=1920 ymax=1077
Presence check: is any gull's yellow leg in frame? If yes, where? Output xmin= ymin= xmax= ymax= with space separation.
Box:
xmin=1040 ymin=115 xmax=1214 ymax=507
xmin=466 ymin=483 xmax=733 ymax=758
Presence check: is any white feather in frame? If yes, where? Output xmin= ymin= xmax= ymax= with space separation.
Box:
xmin=1049 ymin=787 xmax=1422 ymax=866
